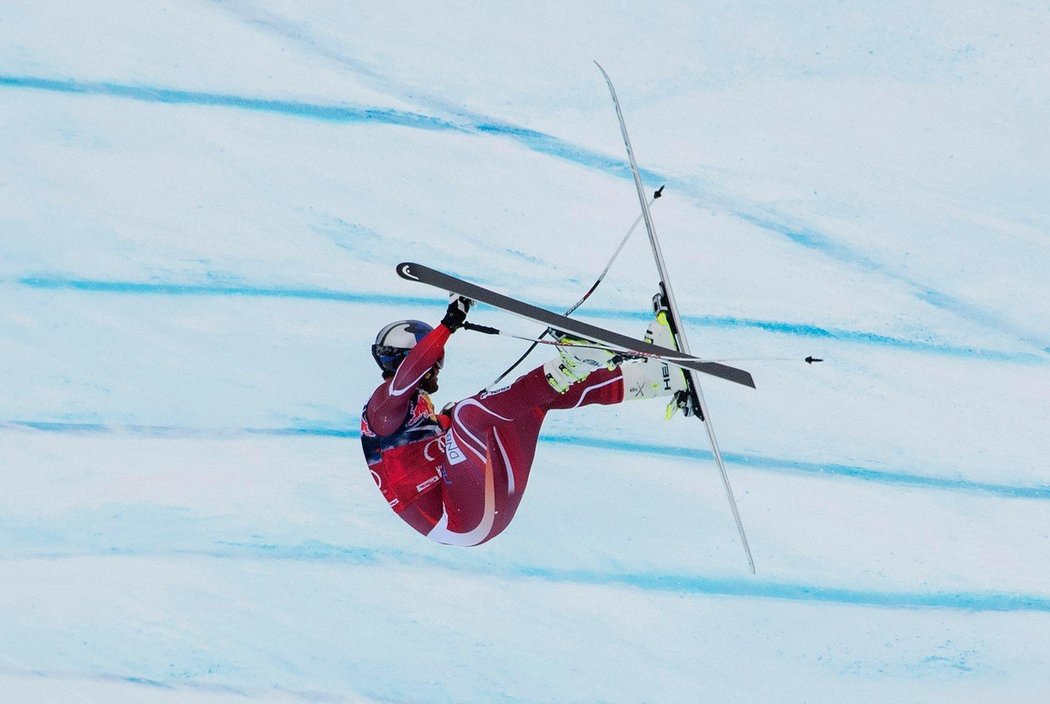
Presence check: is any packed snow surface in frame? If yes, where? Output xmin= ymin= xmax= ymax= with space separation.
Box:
xmin=2 ymin=2 xmax=1048 ymax=702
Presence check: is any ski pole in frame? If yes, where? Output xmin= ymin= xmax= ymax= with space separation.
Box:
xmin=486 ymin=187 xmax=663 ymax=388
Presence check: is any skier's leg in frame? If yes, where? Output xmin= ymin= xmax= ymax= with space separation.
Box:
xmin=425 ymin=305 xmax=682 ymax=546
xmin=398 ymin=489 xmax=446 ymax=537
xmin=427 ymin=368 xmax=553 ymax=546
xmin=431 ymin=353 xmax=633 ymax=545
xmin=545 ymin=367 xmax=624 ymax=409
xmin=548 ymin=307 xmax=686 ymax=408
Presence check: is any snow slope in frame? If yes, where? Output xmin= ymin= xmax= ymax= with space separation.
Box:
xmin=2 ymin=2 xmax=1048 ymax=702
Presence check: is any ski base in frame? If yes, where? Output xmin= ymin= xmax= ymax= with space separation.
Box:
xmin=397 ymin=262 xmax=755 ymax=389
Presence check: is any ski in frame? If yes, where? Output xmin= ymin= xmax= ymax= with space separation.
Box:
xmin=396 ymin=262 xmax=756 ymax=388
xmin=596 ymin=62 xmax=757 ymax=574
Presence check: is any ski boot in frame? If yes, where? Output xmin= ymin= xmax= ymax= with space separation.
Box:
xmin=619 ymin=293 xmax=701 ymax=419
xmin=543 ymin=330 xmax=619 ymax=393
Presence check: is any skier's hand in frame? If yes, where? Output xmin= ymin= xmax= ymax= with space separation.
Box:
xmin=441 ymin=294 xmax=473 ymax=332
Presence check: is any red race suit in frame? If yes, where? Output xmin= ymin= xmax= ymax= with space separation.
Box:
xmin=361 ymin=323 xmax=625 ymax=546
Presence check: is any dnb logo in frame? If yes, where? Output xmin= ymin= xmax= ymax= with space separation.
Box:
xmin=443 ymin=429 xmax=467 ymax=465
xmin=424 ymin=430 xmax=467 ymax=466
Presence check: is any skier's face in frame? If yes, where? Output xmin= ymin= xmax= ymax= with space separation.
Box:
xmin=420 ymin=357 xmax=443 ymax=394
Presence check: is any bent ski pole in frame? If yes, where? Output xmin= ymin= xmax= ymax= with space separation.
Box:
xmin=487 ymin=188 xmax=663 ymax=388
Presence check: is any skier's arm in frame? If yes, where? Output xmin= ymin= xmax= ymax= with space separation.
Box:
xmin=365 ymin=323 xmax=452 ymax=437
xmin=365 ymin=296 xmax=472 ymax=436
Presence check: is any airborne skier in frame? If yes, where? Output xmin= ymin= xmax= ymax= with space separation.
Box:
xmin=360 ymin=294 xmax=685 ymax=546
xmin=364 ymin=64 xmax=761 ymax=569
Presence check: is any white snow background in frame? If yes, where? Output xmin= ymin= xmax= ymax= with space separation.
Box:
xmin=2 ymin=2 xmax=1049 ymax=702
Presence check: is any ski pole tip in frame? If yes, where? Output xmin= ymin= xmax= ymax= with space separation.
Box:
xmin=805 ymin=356 xmax=824 ymax=364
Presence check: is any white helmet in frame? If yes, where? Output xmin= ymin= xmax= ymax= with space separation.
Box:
xmin=371 ymin=320 xmax=435 ymax=374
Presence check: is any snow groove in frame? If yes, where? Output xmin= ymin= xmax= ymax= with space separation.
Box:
xmin=4 ymin=421 xmax=1047 ymax=500
xmin=15 ymin=275 xmax=1042 ymax=362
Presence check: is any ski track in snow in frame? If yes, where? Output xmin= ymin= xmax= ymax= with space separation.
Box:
xmin=2 ymin=71 xmax=1046 ymax=356
xmin=11 ymin=274 xmax=1045 ymax=364
xmin=0 ymin=75 xmax=465 ymax=132
xmin=2 ymin=540 xmax=1048 ymax=614
xmin=3 ymin=421 xmax=1048 ymax=501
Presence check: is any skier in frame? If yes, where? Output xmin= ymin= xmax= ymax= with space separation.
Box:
xmin=360 ymin=294 xmax=685 ymax=546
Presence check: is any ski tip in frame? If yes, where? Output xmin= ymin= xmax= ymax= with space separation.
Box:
xmin=396 ymin=262 xmax=422 ymax=281
xmin=593 ymin=61 xmax=613 ymax=83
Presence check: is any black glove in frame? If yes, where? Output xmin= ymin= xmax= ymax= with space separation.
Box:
xmin=441 ymin=294 xmax=473 ymax=332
